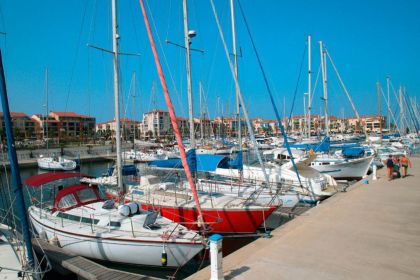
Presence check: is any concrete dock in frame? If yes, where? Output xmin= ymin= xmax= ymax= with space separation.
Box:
xmin=189 ymin=157 xmax=420 ymax=279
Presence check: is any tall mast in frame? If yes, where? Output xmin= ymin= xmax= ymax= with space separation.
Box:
xmin=111 ymin=0 xmax=124 ymax=194
xmin=386 ymin=76 xmax=391 ymax=130
xmin=199 ymin=81 xmax=204 ymax=142
xmin=183 ymin=0 xmax=195 ymax=148
xmin=0 ymin=50 xmax=35 ymax=267
xmin=307 ymin=35 xmax=312 ymax=138
xmin=139 ymin=0 xmax=205 ymax=227
xmin=132 ymin=71 xmax=137 ymax=142
xmin=44 ymin=67 xmax=49 ymax=150
xmin=377 ymin=81 xmax=382 ymax=143
xmin=319 ymin=41 xmax=328 ymax=136
xmin=230 ymin=0 xmax=241 ymax=149
xmin=399 ymin=86 xmax=404 ymax=134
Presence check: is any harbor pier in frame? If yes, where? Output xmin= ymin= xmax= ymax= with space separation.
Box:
xmin=189 ymin=157 xmax=420 ymax=279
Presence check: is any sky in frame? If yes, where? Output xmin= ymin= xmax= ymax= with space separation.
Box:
xmin=0 ymin=0 xmax=419 ymax=123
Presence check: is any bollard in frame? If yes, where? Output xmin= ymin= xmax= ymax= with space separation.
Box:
xmin=209 ymin=234 xmax=224 ymax=280
xmin=372 ymin=164 xmax=377 ymax=180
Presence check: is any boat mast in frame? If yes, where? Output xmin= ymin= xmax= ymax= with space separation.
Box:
xmin=399 ymin=86 xmax=404 ymax=134
xmin=199 ymin=81 xmax=204 ymax=143
xmin=183 ymin=0 xmax=195 ymax=149
xmin=230 ymin=0 xmax=241 ymax=149
xmin=132 ymin=71 xmax=136 ymax=143
xmin=377 ymin=81 xmax=382 ymax=143
xmin=139 ymin=0 xmax=205 ymax=228
xmin=44 ymin=67 xmax=49 ymax=150
xmin=0 ymin=50 xmax=35 ymax=267
xmin=111 ymin=0 xmax=124 ymax=194
xmin=386 ymin=76 xmax=391 ymax=130
xmin=307 ymin=35 xmax=312 ymax=138
xmin=319 ymin=41 xmax=328 ymax=136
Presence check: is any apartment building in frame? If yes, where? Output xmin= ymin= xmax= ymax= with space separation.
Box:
xmin=138 ymin=110 xmax=171 ymax=139
xmin=0 ymin=112 xmax=37 ymax=139
xmin=32 ymin=112 xmax=96 ymax=141
xmin=96 ymin=118 xmax=140 ymax=140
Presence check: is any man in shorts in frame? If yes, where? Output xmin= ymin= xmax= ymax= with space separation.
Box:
xmin=400 ymin=155 xmax=412 ymax=178
xmin=386 ymin=155 xmax=394 ymax=181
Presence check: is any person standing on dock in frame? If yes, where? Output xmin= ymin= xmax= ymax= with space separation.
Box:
xmin=400 ymin=155 xmax=412 ymax=178
xmin=386 ymin=155 xmax=394 ymax=181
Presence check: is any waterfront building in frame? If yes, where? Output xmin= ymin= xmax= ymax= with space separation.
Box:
xmin=32 ymin=112 xmax=96 ymax=141
xmin=96 ymin=117 xmax=139 ymax=140
xmin=138 ymin=109 xmax=171 ymax=139
xmin=0 ymin=112 xmax=37 ymax=139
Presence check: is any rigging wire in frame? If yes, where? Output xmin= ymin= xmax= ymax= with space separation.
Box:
xmin=145 ymin=0 xmax=187 ymax=118
xmin=209 ymin=0 xmax=273 ymax=198
xmin=286 ymin=45 xmax=307 ymax=132
xmin=64 ymin=0 xmax=90 ymax=111
xmin=235 ymin=0 xmax=306 ymax=190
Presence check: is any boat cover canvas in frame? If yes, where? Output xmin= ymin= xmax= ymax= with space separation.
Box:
xmin=288 ymin=137 xmax=330 ymax=152
xmin=25 ymin=172 xmax=91 ymax=187
xmin=107 ymin=165 xmax=139 ymax=176
xmin=342 ymin=147 xmax=365 ymax=158
xmin=148 ymin=149 xmax=243 ymax=172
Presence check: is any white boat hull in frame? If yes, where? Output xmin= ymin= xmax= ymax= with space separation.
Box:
xmin=29 ymin=208 xmax=202 ymax=267
xmin=37 ymin=157 xmax=77 ymax=171
xmin=311 ymin=156 xmax=374 ymax=180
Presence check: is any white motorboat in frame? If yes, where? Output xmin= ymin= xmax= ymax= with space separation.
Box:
xmin=37 ymin=155 xmax=77 ymax=171
xmin=26 ymin=172 xmax=204 ymax=267
xmin=309 ymin=155 xmax=374 ymax=180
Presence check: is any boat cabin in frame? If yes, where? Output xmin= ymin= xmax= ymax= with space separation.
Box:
xmin=24 ymin=172 xmax=100 ymax=212
xmin=52 ymin=184 xmax=102 ymax=212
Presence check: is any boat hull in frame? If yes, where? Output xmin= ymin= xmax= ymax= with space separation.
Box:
xmin=139 ymin=204 xmax=278 ymax=234
xmin=37 ymin=157 xmax=77 ymax=171
xmin=311 ymin=156 xmax=374 ymax=180
xmin=29 ymin=209 xmax=202 ymax=267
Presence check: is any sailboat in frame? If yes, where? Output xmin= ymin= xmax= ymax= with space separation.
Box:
xmin=126 ymin=0 xmax=280 ymax=234
xmin=26 ymin=172 xmax=204 ymax=267
xmin=37 ymin=68 xmax=77 ymax=171
xmin=27 ymin=0 xmax=204 ymax=267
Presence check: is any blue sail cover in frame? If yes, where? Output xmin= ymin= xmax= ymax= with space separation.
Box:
xmin=342 ymin=147 xmax=365 ymax=158
xmin=382 ymin=133 xmax=401 ymax=139
xmin=227 ymin=151 xmax=243 ymax=171
xmin=148 ymin=149 xmax=243 ymax=172
xmin=288 ymin=137 xmax=330 ymax=152
xmin=187 ymin=148 xmax=197 ymax=172
xmin=107 ymin=165 xmax=138 ymax=176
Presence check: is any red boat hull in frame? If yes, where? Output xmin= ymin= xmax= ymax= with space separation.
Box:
xmin=140 ymin=203 xmax=278 ymax=234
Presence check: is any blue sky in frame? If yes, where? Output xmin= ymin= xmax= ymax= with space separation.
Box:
xmin=0 ymin=0 xmax=419 ymax=122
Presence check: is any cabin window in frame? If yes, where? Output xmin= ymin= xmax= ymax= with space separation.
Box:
xmin=56 ymin=212 xmax=99 ymax=224
xmin=107 ymin=221 xmax=121 ymax=228
xmin=77 ymin=188 xmax=97 ymax=203
xmin=58 ymin=194 xmax=77 ymax=209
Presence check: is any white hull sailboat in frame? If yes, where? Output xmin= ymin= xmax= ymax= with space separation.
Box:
xmin=212 ymin=162 xmax=336 ymax=198
xmin=26 ymin=173 xmax=204 ymax=267
xmin=37 ymin=155 xmax=77 ymax=171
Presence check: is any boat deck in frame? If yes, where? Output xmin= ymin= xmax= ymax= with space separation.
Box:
xmin=188 ymin=156 xmax=420 ymax=279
